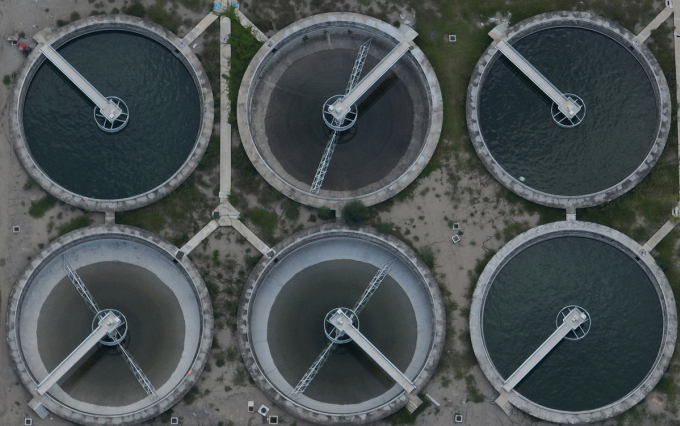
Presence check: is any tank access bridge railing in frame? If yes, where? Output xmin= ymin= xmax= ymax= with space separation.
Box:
xmin=328 ymin=310 xmax=424 ymax=412
xmin=501 ymin=307 xmax=587 ymax=392
xmin=489 ymin=24 xmax=582 ymax=120
xmin=35 ymin=311 xmax=122 ymax=396
xmin=38 ymin=44 xmax=123 ymax=122
xmin=326 ymin=29 xmax=417 ymax=124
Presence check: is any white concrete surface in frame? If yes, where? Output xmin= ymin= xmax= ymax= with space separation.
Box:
xmin=39 ymin=44 xmax=122 ymax=120
xmin=643 ymin=220 xmax=676 ymax=251
xmin=36 ymin=311 xmax=121 ymax=395
xmin=494 ymin=39 xmax=581 ymax=118
xmin=636 ymin=4 xmax=673 ymax=42
xmin=502 ymin=308 xmax=587 ymax=392
xmin=182 ymin=10 xmax=219 ymax=46
xmin=329 ymin=310 xmax=416 ymax=393
xmin=330 ymin=39 xmax=415 ymax=121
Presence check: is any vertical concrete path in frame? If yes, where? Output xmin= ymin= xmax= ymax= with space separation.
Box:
xmin=636 ymin=1 xmax=679 ymax=251
xmin=178 ymin=7 xmax=274 ymax=259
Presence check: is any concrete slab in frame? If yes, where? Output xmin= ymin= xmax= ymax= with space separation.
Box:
xmin=181 ymin=11 xmax=219 ymax=46
xmin=643 ymin=220 xmax=676 ymax=251
xmin=329 ymin=310 xmax=416 ymax=393
xmin=502 ymin=308 xmax=587 ymax=392
xmin=636 ymin=5 xmax=673 ymax=42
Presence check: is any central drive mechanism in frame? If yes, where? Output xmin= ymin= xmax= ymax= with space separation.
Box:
xmin=325 ymin=307 xmax=359 ymax=344
xmin=93 ymin=308 xmax=128 ymax=345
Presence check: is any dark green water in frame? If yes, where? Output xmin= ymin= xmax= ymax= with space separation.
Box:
xmin=37 ymin=261 xmax=186 ymax=406
xmin=479 ymin=27 xmax=658 ymax=196
xmin=483 ymin=237 xmax=663 ymax=411
xmin=267 ymin=260 xmax=418 ymax=404
xmin=23 ymin=31 xmax=201 ymax=199
xmin=262 ymin=28 xmax=427 ymax=191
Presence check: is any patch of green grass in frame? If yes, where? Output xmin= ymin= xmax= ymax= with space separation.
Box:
xmin=117 ymin=174 xmax=211 ymax=245
xmin=656 ymin=375 xmax=678 ymax=399
xmin=183 ymin=385 xmax=200 ymax=404
xmin=147 ymin=0 xmax=182 ymax=33
xmin=57 ymin=216 xmax=93 ymax=237
xmin=418 ymin=246 xmax=435 ymax=269
xmin=159 ymin=408 xmax=173 ymax=423
xmin=465 ymin=374 xmax=485 ymax=403
xmin=28 ymin=195 xmax=58 ymax=218
xmin=342 ymin=200 xmax=369 ymax=226
xmin=180 ymin=0 xmax=202 ymax=11
xmin=197 ymin=135 xmax=220 ymax=172
xmin=218 ymin=8 xmax=264 ymax=123
xmin=318 ymin=206 xmax=333 ymax=220
xmin=384 ymin=394 xmax=431 ymax=425
xmin=376 ymin=221 xmax=393 ymax=234
xmin=123 ymin=2 xmax=146 ymax=17
xmin=244 ymin=208 xmax=278 ymax=241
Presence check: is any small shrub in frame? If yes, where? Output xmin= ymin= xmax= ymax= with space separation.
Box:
xmin=70 ymin=11 xmax=81 ymax=21
xmin=23 ymin=178 xmax=36 ymax=190
xmin=181 ymin=0 xmax=201 ymax=11
xmin=246 ymin=208 xmax=278 ymax=236
xmin=245 ymin=254 xmax=262 ymax=270
xmin=308 ymin=214 xmax=317 ymax=222
xmin=376 ymin=222 xmax=393 ymax=234
xmin=232 ymin=367 xmax=247 ymax=386
xmin=2 ymin=75 xmax=11 ymax=86
xmin=57 ymin=216 xmax=93 ymax=236
xmin=419 ymin=246 xmax=435 ymax=269
xmin=283 ymin=199 xmax=300 ymax=221
xmin=124 ymin=2 xmax=146 ymax=17
xmin=183 ymin=385 xmax=200 ymax=404
xmin=159 ymin=409 xmax=173 ymax=422
xmin=56 ymin=19 xmax=69 ymax=27
xmin=28 ymin=195 xmax=57 ymax=218
xmin=318 ymin=206 xmax=333 ymax=220
xmin=342 ymin=200 xmax=369 ymax=226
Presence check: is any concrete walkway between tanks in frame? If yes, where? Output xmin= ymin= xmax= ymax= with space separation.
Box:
xmin=177 ymin=9 xmax=274 ymax=260
xmin=635 ymin=2 xmax=673 ymax=43
xmin=635 ymin=1 xmax=680 ymax=252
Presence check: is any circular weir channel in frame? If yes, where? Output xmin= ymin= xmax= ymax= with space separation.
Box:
xmin=9 ymin=15 xmax=213 ymax=212
xmin=238 ymin=13 xmax=443 ymax=209
xmin=6 ymin=225 xmax=213 ymax=425
xmin=470 ymin=221 xmax=677 ymax=423
xmin=467 ymin=12 xmax=671 ymax=208
xmin=238 ymin=225 xmax=446 ymax=424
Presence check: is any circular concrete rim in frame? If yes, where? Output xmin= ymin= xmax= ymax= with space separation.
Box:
xmin=8 ymin=15 xmax=214 ymax=213
xmin=466 ymin=11 xmax=671 ymax=209
xmin=5 ymin=225 xmax=214 ymax=426
xmin=237 ymin=224 xmax=447 ymax=425
xmin=237 ymin=13 xmax=443 ymax=210
xmin=469 ymin=221 xmax=677 ymax=423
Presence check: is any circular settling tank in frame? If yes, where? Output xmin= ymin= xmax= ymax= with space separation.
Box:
xmin=9 ymin=16 xmax=213 ymax=212
xmin=467 ymin=12 xmax=671 ymax=208
xmin=470 ymin=221 xmax=677 ymax=423
xmin=6 ymin=225 xmax=213 ymax=425
xmin=238 ymin=13 xmax=442 ymax=209
xmin=238 ymin=225 xmax=445 ymax=424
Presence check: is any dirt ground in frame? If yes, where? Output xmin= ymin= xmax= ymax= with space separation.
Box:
xmin=0 ymin=0 xmax=678 ymax=425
